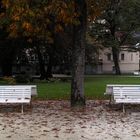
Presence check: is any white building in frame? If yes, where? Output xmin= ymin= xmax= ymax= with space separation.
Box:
xmin=99 ymin=46 xmax=139 ymax=74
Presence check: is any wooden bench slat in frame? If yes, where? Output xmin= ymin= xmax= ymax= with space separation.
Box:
xmin=0 ymin=85 xmax=37 ymax=113
xmin=0 ymin=85 xmax=37 ymax=96
xmin=104 ymin=84 xmax=140 ymax=112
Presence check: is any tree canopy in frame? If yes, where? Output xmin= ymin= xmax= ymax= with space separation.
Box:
xmin=88 ymin=0 xmax=140 ymax=74
xmin=0 ymin=0 xmax=109 ymax=106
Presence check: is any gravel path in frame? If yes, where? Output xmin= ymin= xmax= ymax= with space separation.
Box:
xmin=0 ymin=100 xmax=140 ymax=140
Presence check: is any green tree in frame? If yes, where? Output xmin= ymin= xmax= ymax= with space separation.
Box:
xmin=70 ymin=0 xmax=87 ymax=106
xmin=0 ymin=0 xmax=108 ymax=106
xmin=71 ymin=0 xmax=108 ymax=106
xmin=89 ymin=0 xmax=140 ymax=75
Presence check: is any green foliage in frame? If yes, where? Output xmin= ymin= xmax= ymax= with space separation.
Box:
xmin=88 ymin=0 xmax=140 ymax=74
xmin=0 ymin=0 xmax=79 ymax=40
xmin=3 ymin=76 xmax=16 ymax=85
xmin=14 ymin=74 xmax=30 ymax=83
xmin=89 ymin=0 xmax=140 ymax=47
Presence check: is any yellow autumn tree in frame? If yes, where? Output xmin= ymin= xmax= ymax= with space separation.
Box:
xmin=0 ymin=0 xmax=109 ymax=105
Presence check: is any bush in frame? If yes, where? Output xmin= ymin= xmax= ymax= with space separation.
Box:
xmin=14 ymin=74 xmax=30 ymax=83
xmin=3 ymin=76 xmax=16 ymax=85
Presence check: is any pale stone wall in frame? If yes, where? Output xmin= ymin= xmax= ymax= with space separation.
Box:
xmin=100 ymin=47 xmax=140 ymax=74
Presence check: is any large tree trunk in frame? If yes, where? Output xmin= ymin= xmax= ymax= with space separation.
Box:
xmin=46 ymin=15 xmax=56 ymax=79
xmin=0 ymin=40 xmax=16 ymax=77
xmin=36 ymin=45 xmax=46 ymax=80
xmin=46 ymin=52 xmax=53 ymax=79
xmin=110 ymin=27 xmax=121 ymax=75
xmin=71 ymin=0 xmax=87 ymax=106
xmin=112 ymin=46 xmax=121 ymax=75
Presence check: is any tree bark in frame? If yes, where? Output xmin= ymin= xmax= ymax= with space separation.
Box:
xmin=35 ymin=45 xmax=46 ymax=80
xmin=110 ymin=26 xmax=121 ymax=75
xmin=112 ymin=46 xmax=121 ymax=75
xmin=46 ymin=52 xmax=53 ymax=79
xmin=46 ymin=15 xmax=56 ymax=79
xmin=71 ymin=0 xmax=87 ymax=106
xmin=106 ymin=1 xmax=121 ymax=75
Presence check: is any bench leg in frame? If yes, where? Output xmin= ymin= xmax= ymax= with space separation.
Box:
xmin=21 ymin=104 xmax=24 ymax=114
xmin=122 ymin=104 xmax=125 ymax=113
xmin=30 ymin=100 xmax=32 ymax=108
xmin=109 ymin=95 xmax=113 ymax=105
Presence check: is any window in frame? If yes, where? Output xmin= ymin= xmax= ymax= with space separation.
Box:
xmin=121 ymin=53 xmax=124 ymax=61
xmin=107 ymin=53 xmax=111 ymax=61
xmin=131 ymin=53 xmax=133 ymax=61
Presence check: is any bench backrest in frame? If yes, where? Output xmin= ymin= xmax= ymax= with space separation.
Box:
xmin=0 ymin=85 xmax=37 ymax=96
xmin=0 ymin=86 xmax=32 ymax=103
xmin=105 ymin=84 xmax=140 ymax=95
xmin=113 ymin=86 xmax=140 ymax=100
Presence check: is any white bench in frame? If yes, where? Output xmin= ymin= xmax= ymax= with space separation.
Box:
xmin=0 ymin=85 xmax=37 ymax=96
xmin=104 ymin=85 xmax=140 ymax=112
xmin=104 ymin=84 xmax=121 ymax=104
xmin=0 ymin=85 xmax=36 ymax=113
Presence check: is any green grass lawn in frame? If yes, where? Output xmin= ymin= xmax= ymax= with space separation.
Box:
xmin=34 ymin=75 xmax=140 ymax=100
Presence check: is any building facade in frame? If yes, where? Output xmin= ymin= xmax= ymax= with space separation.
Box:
xmin=99 ymin=47 xmax=139 ymax=74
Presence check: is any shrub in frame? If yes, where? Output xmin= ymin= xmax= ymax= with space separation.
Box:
xmin=14 ymin=74 xmax=30 ymax=83
xmin=3 ymin=76 xmax=16 ymax=85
